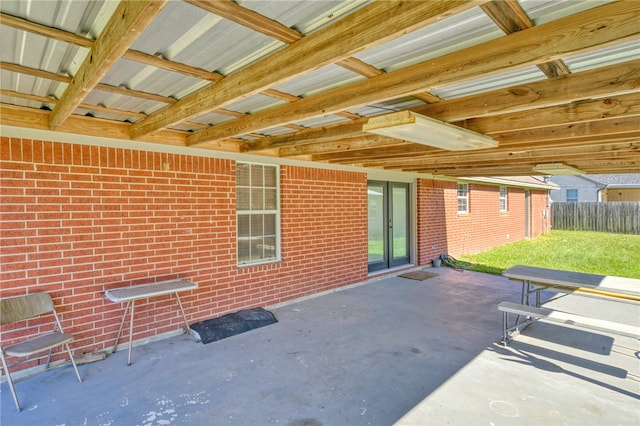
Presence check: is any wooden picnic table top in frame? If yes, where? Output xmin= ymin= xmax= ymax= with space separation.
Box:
xmin=503 ymin=265 xmax=640 ymax=299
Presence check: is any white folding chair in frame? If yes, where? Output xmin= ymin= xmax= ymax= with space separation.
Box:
xmin=0 ymin=292 xmax=82 ymax=411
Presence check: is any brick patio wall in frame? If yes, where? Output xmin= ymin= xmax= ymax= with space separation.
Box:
xmin=417 ymin=178 xmax=550 ymax=265
xmin=0 ymin=136 xmax=550 ymax=372
xmin=0 ymin=137 xmax=368 ymax=369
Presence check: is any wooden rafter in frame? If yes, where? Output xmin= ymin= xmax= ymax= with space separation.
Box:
xmin=183 ymin=1 xmax=441 ymax=112
xmin=1 ymin=0 xmax=639 ymax=176
xmin=130 ymin=0 xmax=484 ymax=139
xmin=245 ymin=56 xmax=640 ymax=153
xmin=1 ymin=61 xmax=177 ymax=105
xmin=480 ymin=0 xmax=570 ymax=78
xmin=49 ymin=0 xmax=169 ymax=129
xmin=185 ymin=2 xmax=640 ymax=146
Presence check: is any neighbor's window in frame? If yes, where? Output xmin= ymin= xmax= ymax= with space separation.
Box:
xmin=566 ymin=189 xmax=578 ymax=202
xmin=499 ymin=186 xmax=508 ymax=212
xmin=236 ymin=163 xmax=279 ymax=265
xmin=457 ymin=183 xmax=469 ymax=213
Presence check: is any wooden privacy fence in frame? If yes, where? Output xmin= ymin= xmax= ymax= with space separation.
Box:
xmin=552 ymin=202 xmax=640 ymax=234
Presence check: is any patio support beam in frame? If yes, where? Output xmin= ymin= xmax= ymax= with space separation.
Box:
xmin=379 ymin=140 xmax=640 ymax=170
xmin=130 ymin=0 xmax=484 ymax=139
xmin=404 ymin=158 xmax=640 ymax=176
xmin=315 ymin=115 xmax=640 ymax=165
xmin=186 ymin=1 xmax=640 ymax=146
xmin=316 ymin=130 xmax=640 ymax=165
xmin=480 ymin=0 xmax=570 ymax=78
xmin=247 ymin=59 xmax=640 ymax=152
xmin=0 ymin=61 xmax=178 ymax=105
xmin=49 ymin=0 xmax=168 ymax=129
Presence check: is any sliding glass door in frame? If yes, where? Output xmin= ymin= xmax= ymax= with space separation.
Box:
xmin=368 ymin=181 xmax=410 ymax=273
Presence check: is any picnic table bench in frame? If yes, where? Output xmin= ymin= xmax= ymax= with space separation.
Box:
xmin=499 ymin=265 xmax=640 ymax=345
xmin=105 ymin=279 xmax=198 ymax=365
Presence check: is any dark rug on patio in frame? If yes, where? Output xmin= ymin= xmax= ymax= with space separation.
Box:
xmin=399 ymin=270 xmax=438 ymax=281
xmin=190 ymin=307 xmax=278 ymax=344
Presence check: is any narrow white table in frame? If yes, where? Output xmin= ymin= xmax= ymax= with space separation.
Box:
xmin=105 ymin=279 xmax=198 ymax=365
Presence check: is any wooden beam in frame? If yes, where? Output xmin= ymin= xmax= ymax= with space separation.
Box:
xmin=188 ymin=0 xmax=452 ymax=109
xmin=403 ymin=157 xmax=640 ymax=177
xmin=299 ymin=94 xmax=640 ymax=155
xmin=184 ymin=0 xmax=440 ymax=115
xmin=185 ymin=0 xmax=302 ymax=44
xmin=1 ymin=61 xmax=70 ymax=83
xmin=413 ymin=60 xmax=640 ymax=121
xmin=245 ymin=59 xmax=640 ymax=152
xmin=1 ymin=103 xmax=246 ymax=153
xmin=176 ymin=1 xmax=414 ymax=125
xmin=395 ymin=121 xmax=640 ymax=162
xmin=49 ymin=0 xmax=168 ymax=129
xmin=121 ymin=50 xmax=223 ymax=82
xmin=277 ymin=135 xmax=406 ymax=157
xmin=480 ymin=0 xmax=570 ymax=78
xmin=0 ymin=89 xmax=56 ymax=105
xmin=248 ymin=121 xmax=365 ymax=151
xmin=380 ymin=141 xmax=640 ymax=170
xmin=131 ymin=0 xmax=484 ymax=138
xmin=480 ymin=0 xmax=532 ymax=33
xmin=0 ymin=12 xmax=94 ymax=48
xmin=186 ymin=2 xmax=640 ymax=146
xmin=0 ymin=88 xmax=149 ymax=119
xmin=1 ymin=103 xmax=185 ymax=146
xmin=459 ymin=93 xmax=640 ymax=134
xmin=491 ymin=115 xmax=640 ymax=144
xmin=314 ymin=132 xmax=640 ymax=165
xmin=1 ymin=61 xmax=178 ymax=105
xmin=2 ymin=12 xmax=223 ymax=83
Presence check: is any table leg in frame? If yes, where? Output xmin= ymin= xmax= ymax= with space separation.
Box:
xmin=112 ymin=301 xmax=132 ymax=354
xmin=175 ymin=293 xmax=199 ymax=342
xmin=128 ymin=300 xmax=135 ymax=366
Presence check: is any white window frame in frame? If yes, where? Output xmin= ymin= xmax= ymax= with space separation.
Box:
xmin=457 ymin=183 xmax=469 ymax=213
xmin=236 ymin=162 xmax=280 ymax=266
xmin=566 ymin=189 xmax=578 ymax=202
xmin=499 ymin=186 xmax=508 ymax=212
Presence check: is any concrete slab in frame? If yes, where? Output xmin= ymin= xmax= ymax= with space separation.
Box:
xmin=1 ymin=268 xmax=638 ymax=425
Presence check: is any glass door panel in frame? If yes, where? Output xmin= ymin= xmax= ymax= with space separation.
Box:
xmin=391 ymin=183 xmax=410 ymax=266
xmin=367 ymin=182 xmax=387 ymax=271
xmin=368 ymin=181 xmax=410 ymax=272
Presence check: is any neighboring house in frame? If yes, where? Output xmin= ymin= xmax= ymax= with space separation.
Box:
xmin=550 ymin=174 xmax=640 ymax=202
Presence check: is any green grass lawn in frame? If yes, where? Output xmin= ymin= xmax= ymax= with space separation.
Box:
xmin=460 ymin=230 xmax=640 ymax=279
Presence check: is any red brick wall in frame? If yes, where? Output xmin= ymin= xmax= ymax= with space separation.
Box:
xmin=0 ymin=137 xmax=368 ymax=369
xmin=417 ymin=178 xmax=550 ymax=265
xmin=1 ymin=136 xmax=551 ymax=372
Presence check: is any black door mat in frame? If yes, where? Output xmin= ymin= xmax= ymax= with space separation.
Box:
xmin=190 ymin=307 xmax=278 ymax=344
xmin=399 ymin=271 xmax=438 ymax=281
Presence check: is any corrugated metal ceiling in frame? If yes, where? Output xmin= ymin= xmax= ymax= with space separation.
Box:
xmin=1 ymin=0 xmax=638 ymax=176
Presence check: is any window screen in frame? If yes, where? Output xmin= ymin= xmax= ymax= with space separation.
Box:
xmin=457 ymin=183 xmax=469 ymax=213
xmin=236 ymin=163 xmax=279 ymax=264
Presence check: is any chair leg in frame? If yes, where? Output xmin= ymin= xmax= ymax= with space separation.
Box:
xmin=1 ymin=350 xmax=22 ymax=411
xmin=64 ymin=344 xmax=83 ymax=383
xmin=45 ymin=348 xmax=53 ymax=370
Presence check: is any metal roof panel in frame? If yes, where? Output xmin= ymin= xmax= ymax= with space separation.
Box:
xmin=353 ymin=6 xmax=501 ymax=72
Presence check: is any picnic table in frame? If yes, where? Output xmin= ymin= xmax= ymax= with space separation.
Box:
xmin=499 ymin=265 xmax=640 ymax=344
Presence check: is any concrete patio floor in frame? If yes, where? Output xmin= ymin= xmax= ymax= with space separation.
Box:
xmin=1 ymin=268 xmax=638 ymax=425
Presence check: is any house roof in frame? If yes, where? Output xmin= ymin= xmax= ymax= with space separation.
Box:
xmin=584 ymin=173 xmax=640 ymax=188
xmin=1 ymin=0 xmax=639 ymax=178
